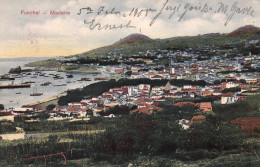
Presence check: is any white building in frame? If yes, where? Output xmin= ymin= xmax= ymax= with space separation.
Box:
xmin=221 ymin=92 xmax=238 ymax=104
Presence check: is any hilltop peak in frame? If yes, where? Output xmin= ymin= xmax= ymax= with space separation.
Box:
xmin=113 ymin=34 xmax=152 ymax=46
xmin=228 ymin=25 xmax=260 ymax=36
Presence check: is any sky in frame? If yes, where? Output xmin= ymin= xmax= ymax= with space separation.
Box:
xmin=0 ymin=0 xmax=259 ymax=58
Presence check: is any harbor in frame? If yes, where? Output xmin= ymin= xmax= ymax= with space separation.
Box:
xmin=0 ymin=57 xmax=107 ymax=109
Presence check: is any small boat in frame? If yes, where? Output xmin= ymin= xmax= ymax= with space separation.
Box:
xmin=66 ymin=74 xmax=73 ymax=78
xmin=30 ymin=87 xmax=43 ymax=96
xmin=16 ymin=92 xmax=21 ymax=94
xmin=40 ymin=82 xmax=51 ymax=86
xmin=78 ymin=77 xmax=91 ymax=81
xmin=0 ymin=74 xmax=15 ymax=81
xmin=24 ymin=81 xmax=36 ymax=83
xmin=53 ymin=76 xmax=64 ymax=79
xmin=30 ymin=93 xmax=43 ymax=96
xmin=94 ymin=77 xmax=107 ymax=81
xmin=53 ymin=84 xmax=67 ymax=86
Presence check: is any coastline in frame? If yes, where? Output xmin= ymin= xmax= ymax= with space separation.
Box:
xmin=58 ymin=69 xmax=101 ymax=74
xmin=29 ymin=92 xmax=67 ymax=109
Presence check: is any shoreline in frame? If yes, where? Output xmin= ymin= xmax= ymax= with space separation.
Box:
xmin=29 ymin=92 xmax=67 ymax=109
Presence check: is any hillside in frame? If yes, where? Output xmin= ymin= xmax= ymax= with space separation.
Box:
xmin=228 ymin=25 xmax=260 ymax=36
xmin=27 ymin=25 xmax=260 ymax=67
xmin=74 ymin=25 xmax=260 ymax=58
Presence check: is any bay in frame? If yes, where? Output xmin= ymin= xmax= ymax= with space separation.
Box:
xmin=0 ymin=57 xmax=106 ymax=109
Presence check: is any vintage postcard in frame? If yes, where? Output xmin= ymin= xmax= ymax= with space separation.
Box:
xmin=0 ymin=0 xmax=260 ymax=166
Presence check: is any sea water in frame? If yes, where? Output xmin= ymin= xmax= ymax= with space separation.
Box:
xmin=0 ymin=57 xmax=105 ymax=109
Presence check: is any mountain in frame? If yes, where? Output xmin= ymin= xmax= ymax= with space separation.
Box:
xmin=45 ymin=25 xmax=259 ymax=61
xmin=74 ymin=34 xmax=153 ymax=58
xmin=113 ymin=34 xmax=152 ymax=46
xmin=228 ymin=25 xmax=260 ymax=36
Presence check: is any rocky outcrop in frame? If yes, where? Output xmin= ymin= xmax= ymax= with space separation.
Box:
xmin=9 ymin=66 xmax=22 ymax=73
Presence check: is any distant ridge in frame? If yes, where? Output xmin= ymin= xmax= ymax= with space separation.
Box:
xmin=70 ymin=25 xmax=260 ymax=58
xmin=228 ymin=25 xmax=260 ymax=36
xmin=113 ymin=34 xmax=152 ymax=46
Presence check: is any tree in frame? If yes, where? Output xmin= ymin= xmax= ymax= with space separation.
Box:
xmin=36 ymin=112 xmax=50 ymax=121
xmin=222 ymin=87 xmax=241 ymax=93
xmin=0 ymin=121 xmax=16 ymax=133
xmin=186 ymin=118 xmax=245 ymax=150
xmin=0 ymin=104 xmax=4 ymax=110
xmin=46 ymin=104 xmax=56 ymax=111
xmin=125 ymin=71 xmax=132 ymax=77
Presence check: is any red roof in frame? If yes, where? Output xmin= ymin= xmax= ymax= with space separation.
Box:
xmin=222 ymin=92 xmax=234 ymax=97
xmin=0 ymin=111 xmax=13 ymax=116
xmin=21 ymin=105 xmax=42 ymax=110
xmin=151 ymin=75 xmax=164 ymax=79
xmin=56 ymin=106 xmax=66 ymax=111
xmin=67 ymin=106 xmax=80 ymax=112
xmin=115 ymin=69 xmax=124 ymax=73
xmin=132 ymin=104 xmax=162 ymax=114
xmin=173 ymin=101 xmax=198 ymax=107
xmin=14 ymin=114 xmax=30 ymax=118
xmin=88 ymin=100 xmax=101 ymax=104
xmin=200 ymin=102 xmax=212 ymax=112
xmin=189 ymin=115 xmax=206 ymax=125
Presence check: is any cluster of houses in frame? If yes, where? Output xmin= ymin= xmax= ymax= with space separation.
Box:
xmin=1 ymin=76 xmax=259 ymax=130
xmin=103 ymin=52 xmax=259 ymax=85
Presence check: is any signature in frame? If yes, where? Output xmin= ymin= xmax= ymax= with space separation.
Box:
xmin=78 ymin=0 xmax=255 ymax=31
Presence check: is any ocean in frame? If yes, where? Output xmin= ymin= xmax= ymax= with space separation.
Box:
xmin=0 ymin=57 xmax=105 ymax=109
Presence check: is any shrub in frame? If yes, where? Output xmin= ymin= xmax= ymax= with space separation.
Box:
xmin=0 ymin=104 xmax=4 ymax=110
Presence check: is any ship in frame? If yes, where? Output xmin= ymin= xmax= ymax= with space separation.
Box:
xmin=0 ymin=83 xmax=31 ymax=89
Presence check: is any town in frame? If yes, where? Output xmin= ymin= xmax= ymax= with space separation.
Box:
xmin=1 ymin=37 xmax=259 ymax=131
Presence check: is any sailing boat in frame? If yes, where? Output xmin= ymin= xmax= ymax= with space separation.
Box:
xmin=30 ymin=87 xmax=43 ymax=96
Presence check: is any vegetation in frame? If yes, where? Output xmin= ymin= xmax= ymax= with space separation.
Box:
xmin=213 ymin=95 xmax=260 ymax=121
xmin=36 ymin=113 xmax=50 ymax=121
xmin=58 ymin=65 xmax=100 ymax=73
xmin=222 ymin=87 xmax=241 ymax=93
xmin=46 ymin=104 xmax=56 ymax=111
xmin=0 ymin=95 xmax=259 ymax=166
xmin=0 ymin=121 xmax=16 ymax=134
xmin=100 ymin=105 xmax=130 ymax=116
xmin=0 ymin=104 xmax=4 ymax=110
xmin=26 ymin=59 xmax=61 ymax=68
